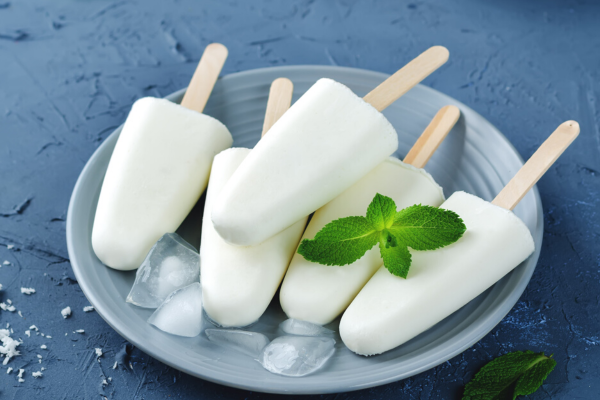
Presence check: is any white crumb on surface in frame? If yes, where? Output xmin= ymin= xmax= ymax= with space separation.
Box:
xmin=61 ymin=306 xmax=71 ymax=319
xmin=102 ymin=378 xmax=108 ymax=386
xmin=3 ymin=261 xmax=10 ymax=265
xmin=18 ymin=368 xmax=24 ymax=379
xmin=29 ymin=325 xmax=38 ymax=331
xmin=74 ymin=329 xmax=85 ymax=334
xmin=95 ymin=348 xmax=103 ymax=358
xmin=6 ymin=299 xmax=11 ymax=305
xmin=18 ymin=311 xmax=23 ymax=317
xmin=40 ymin=345 xmax=47 ymax=349
xmin=0 ymin=303 xmax=16 ymax=312
xmin=0 ymin=329 xmax=21 ymax=365
xmin=0 ymin=284 xmax=3 ymax=290
xmin=37 ymin=354 xmax=42 ymax=359
xmin=112 ymin=361 xmax=118 ymax=369
xmin=25 ymin=330 xmax=30 ymax=337
xmin=7 ymin=245 xmax=14 ymax=250
xmin=20 ymin=287 xmax=35 ymax=295
xmin=46 ymin=335 xmax=52 ymax=339
xmin=32 ymin=370 xmax=43 ymax=378
xmin=7 ymin=367 xmax=13 ymax=374
xmin=83 ymin=306 xmax=95 ymax=312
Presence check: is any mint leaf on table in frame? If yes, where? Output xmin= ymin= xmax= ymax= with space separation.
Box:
xmin=390 ymin=204 xmax=466 ymax=250
xmin=463 ymin=351 xmax=557 ymax=400
xmin=297 ymin=193 xmax=466 ymax=277
xmin=297 ymin=216 xmax=379 ymax=266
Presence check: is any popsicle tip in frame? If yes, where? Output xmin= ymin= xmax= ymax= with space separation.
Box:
xmin=206 ymin=42 xmax=229 ymax=57
xmin=443 ymin=104 xmax=461 ymax=118
xmin=272 ymin=77 xmax=293 ymax=90
xmin=561 ymin=120 xmax=580 ymax=136
xmin=427 ymin=45 xmax=450 ymax=63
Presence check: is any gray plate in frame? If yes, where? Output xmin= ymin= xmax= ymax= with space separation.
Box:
xmin=66 ymin=66 xmax=543 ymax=395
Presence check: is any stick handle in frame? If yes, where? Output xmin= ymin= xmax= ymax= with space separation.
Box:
xmin=403 ymin=105 xmax=460 ymax=168
xmin=363 ymin=46 xmax=449 ymax=112
xmin=492 ymin=121 xmax=580 ymax=210
xmin=180 ymin=43 xmax=228 ymax=112
xmin=262 ymin=78 xmax=293 ymax=137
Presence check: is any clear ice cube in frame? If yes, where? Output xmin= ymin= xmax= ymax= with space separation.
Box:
xmin=260 ymin=336 xmax=336 ymax=377
xmin=205 ymin=329 xmax=270 ymax=359
xmin=148 ymin=283 xmax=203 ymax=337
xmin=279 ymin=319 xmax=334 ymax=337
xmin=127 ymin=233 xmax=199 ymax=308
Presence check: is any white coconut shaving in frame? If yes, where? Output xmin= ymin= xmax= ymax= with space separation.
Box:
xmin=0 ymin=329 xmax=21 ymax=365
xmin=74 ymin=329 xmax=85 ymax=334
xmin=61 ymin=306 xmax=71 ymax=319
xmin=32 ymin=370 xmax=43 ymax=378
xmin=0 ymin=303 xmax=16 ymax=312
xmin=95 ymin=348 xmax=103 ymax=358
xmin=7 ymin=245 xmax=14 ymax=250
xmin=20 ymin=287 xmax=35 ymax=295
xmin=83 ymin=306 xmax=95 ymax=312
xmin=40 ymin=345 xmax=47 ymax=349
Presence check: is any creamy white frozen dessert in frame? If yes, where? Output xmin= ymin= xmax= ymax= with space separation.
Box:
xmin=200 ymin=148 xmax=306 ymax=327
xmin=280 ymin=158 xmax=445 ymax=325
xmin=339 ymin=191 xmax=535 ymax=356
xmin=92 ymin=97 xmax=232 ymax=270
xmin=211 ymin=78 xmax=398 ymax=246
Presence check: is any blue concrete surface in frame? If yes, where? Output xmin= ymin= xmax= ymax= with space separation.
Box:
xmin=0 ymin=0 xmax=599 ymax=398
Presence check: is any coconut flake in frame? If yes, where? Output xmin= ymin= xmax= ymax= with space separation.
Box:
xmin=61 ymin=306 xmax=71 ymax=319
xmin=0 ymin=329 xmax=21 ymax=365
xmin=20 ymin=287 xmax=35 ymax=295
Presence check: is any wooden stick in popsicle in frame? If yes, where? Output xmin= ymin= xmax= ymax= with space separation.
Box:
xmin=492 ymin=120 xmax=580 ymax=210
xmin=363 ymin=46 xmax=450 ymax=112
xmin=180 ymin=43 xmax=229 ymax=113
xmin=262 ymin=78 xmax=294 ymax=137
xmin=403 ymin=105 xmax=461 ymax=169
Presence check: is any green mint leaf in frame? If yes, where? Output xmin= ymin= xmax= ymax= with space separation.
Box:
xmin=366 ymin=193 xmax=396 ymax=230
xmin=297 ymin=216 xmax=379 ymax=266
xmin=379 ymin=230 xmax=411 ymax=278
xmin=463 ymin=351 xmax=557 ymax=400
xmin=390 ymin=204 xmax=466 ymax=251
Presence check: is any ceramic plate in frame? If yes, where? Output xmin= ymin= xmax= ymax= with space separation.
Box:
xmin=66 ymin=65 xmax=543 ymax=394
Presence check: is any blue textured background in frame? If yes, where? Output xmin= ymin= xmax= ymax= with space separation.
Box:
xmin=1 ymin=0 xmax=599 ymax=398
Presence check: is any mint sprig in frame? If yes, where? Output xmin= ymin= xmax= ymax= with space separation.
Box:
xmin=297 ymin=193 xmax=466 ymax=278
xmin=463 ymin=350 xmax=557 ymax=399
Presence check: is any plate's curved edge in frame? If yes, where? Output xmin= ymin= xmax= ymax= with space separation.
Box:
xmin=66 ymin=64 xmax=544 ymax=395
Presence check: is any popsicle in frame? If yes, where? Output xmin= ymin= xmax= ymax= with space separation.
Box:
xmin=200 ymin=78 xmax=307 ymax=328
xmin=92 ymin=44 xmax=233 ymax=271
xmin=212 ymin=46 xmax=450 ymax=246
xmin=280 ymin=106 xmax=461 ymax=325
xmin=340 ymin=121 xmax=580 ymax=356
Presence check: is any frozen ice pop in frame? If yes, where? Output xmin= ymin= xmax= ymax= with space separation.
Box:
xmin=280 ymin=106 xmax=461 ymax=325
xmin=92 ymin=44 xmax=233 ymax=271
xmin=212 ymin=46 xmax=450 ymax=246
xmin=340 ymin=121 xmax=580 ymax=355
xmin=200 ymin=78 xmax=307 ymax=328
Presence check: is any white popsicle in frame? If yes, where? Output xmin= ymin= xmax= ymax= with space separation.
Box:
xmin=200 ymin=78 xmax=306 ymax=328
xmin=212 ymin=47 xmax=450 ymax=246
xmin=340 ymin=121 xmax=580 ymax=355
xmin=280 ymin=106 xmax=460 ymax=325
xmin=92 ymin=44 xmax=232 ymax=271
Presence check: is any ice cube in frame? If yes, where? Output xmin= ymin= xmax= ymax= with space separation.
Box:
xmin=205 ymin=329 xmax=270 ymax=359
xmin=127 ymin=233 xmax=199 ymax=308
xmin=279 ymin=319 xmax=334 ymax=337
xmin=260 ymin=336 xmax=335 ymax=377
xmin=148 ymin=283 xmax=202 ymax=337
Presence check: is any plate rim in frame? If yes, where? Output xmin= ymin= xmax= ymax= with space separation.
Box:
xmin=66 ymin=64 xmax=543 ymax=394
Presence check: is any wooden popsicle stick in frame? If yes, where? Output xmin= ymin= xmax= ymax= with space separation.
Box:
xmin=363 ymin=46 xmax=450 ymax=112
xmin=492 ymin=121 xmax=580 ymax=210
xmin=403 ymin=105 xmax=460 ymax=168
xmin=180 ymin=43 xmax=228 ymax=113
xmin=262 ymin=78 xmax=294 ymax=137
